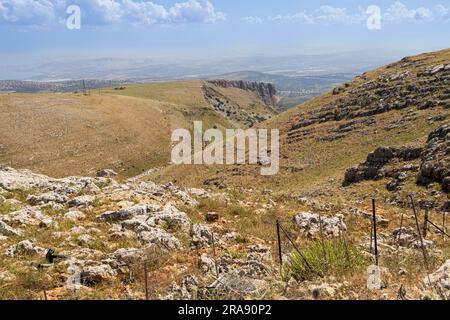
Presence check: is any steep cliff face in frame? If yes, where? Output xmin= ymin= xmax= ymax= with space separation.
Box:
xmin=202 ymin=80 xmax=279 ymax=128
xmin=207 ymin=80 xmax=278 ymax=109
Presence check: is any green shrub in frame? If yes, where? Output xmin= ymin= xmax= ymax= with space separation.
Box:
xmin=285 ymin=239 xmax=369 ymax=281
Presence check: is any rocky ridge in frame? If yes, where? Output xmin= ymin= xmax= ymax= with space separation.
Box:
xmin=287 ymin=60 xmax=449 ymax=144
xmin=343 ymin=123 xmax=449 ymax=211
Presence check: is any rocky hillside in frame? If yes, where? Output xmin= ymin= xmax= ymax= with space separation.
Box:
xmin=206 ymin=80 xmax=278 ymax=108
xmin=203 ymin=80 xmax=279 ymax=128
xmin=0 ymin=49 xmax=449 ymax=300
xmin=155 ymin=49 xmax=449 ymax=197
xmin=0 ymin=167 xmax=448 ymax=300
xmin=343 ymin=124 xmax=449 ymax=212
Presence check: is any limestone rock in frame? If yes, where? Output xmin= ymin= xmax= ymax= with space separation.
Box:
xmin=68 ymin=195 xmax=95 ymax=207
xmin=208 ymin=273 xmax=268 ymax=297
xmin=424 ymin=259 xmax=449 ymax=298
xmin=0 ymin=220 xmax=21 ymax=237
xmin=96 ymin=169 xmax=118 ymax=178
xmin=2 ymin=207 xmax=50 ymax=226
xmin=5 ymin=240 xmax=46 ymax=257
xmin=293 ymin=212 xmax=346 ymax=237
xmin=96 ymin=204 xmax=155 ymax=222
xmin=392 ymin=227 xmax=434 ymax=249
xmin=27 ymin=192 xmax=68 ymax=205
xmin=64 ymin=210 xmax=86 ymax=222
xmin=138 ymin=228 xmax=182 ymax=251
xmin=80 ymin=264 xmax=117 ymax=286
xmin=191 ymin=224 xmax=214 ymax=248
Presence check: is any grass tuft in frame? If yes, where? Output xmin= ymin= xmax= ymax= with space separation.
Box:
xmin=285 ymin=239 xmax=369 ymax=281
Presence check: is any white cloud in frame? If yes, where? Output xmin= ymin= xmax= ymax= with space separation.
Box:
xmin=266 ymin=2 xmax=449 ymax=26
xmin=384 ymin=1 xmax=433 ymax=22
xmin=0 ymin=0 xmax=225 ymax=26
xmin=433 ymin=4 xmax=450 ymax=20
xmin=314 ymin=5 xmax=364 ymax=24
xmin=0 ymin=0 xmax=55 ymax=25
xmin=268 ymin=5 xmax=364 ymax=25
xmin=241 ymin=16 xmax=262 ymax=24
xmin=122 ymin=0 xmax=169 ymax=25
xmin=169 ymin=0 xmax=225 ymax=23
xmin=268 ymin=12 xmax=314 ymax=24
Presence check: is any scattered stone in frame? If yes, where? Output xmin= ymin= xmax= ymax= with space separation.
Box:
xmin=163 ymin=275 xmax=200 ymax=300
xmin=188 ymin=188 xmax=209 ymax=198
xmin=5 ymin=240 xmax=46 ymax=257
xmin=221 ymin=231 xmax=243 ymax=244
xmin=70 ymin=226 xmax=87 ymax=235
xmin=198 ymin=254 xmax=216 ymax=274
xmin=68 ymin=195 xmax=95 ymax=207
xmin=109 ymin=248 xmax=146 ymax=275
xmin=138 ymin=228 xmax=182 ymax=251
xmin=350 ymin=208 xmax=389 ymax=227
xmin=80 ymin=264 xmax=117 ymax=286
xmin=96 ymin=169 xmax=118 ymax=178
xmin=0 ymin=220 xmax=21 ymax=237
xmin=77 ymin=234 xmax=95 ymax=246
xmin=424 ymin=260 xmax=449 ymax=298
xmin=64 ymin=210 xmax=86 ymax=222
xmin=27 ymin=192 xmax=68 ymax=205
xmin=1 ymin=207 xmax=50 ymax=226
xmin=146 ymin=204 xmax=191 ymax=232
xmin=392 ymin=227 xmax=434 ymax=249
xmin=61 ymin=248 xmax=104 ymax=261
xmin=293 ymin=212 xmax=346 ymax=237
xmin=205 ymin=212 xmax=219 ymax=222
xmin=191 ymin=224 xmax=214 ymax=248
xmin=208 ymin=273 xmax=267 ymax=297
xmin=97 ymin=204 xmax=156 ymax=222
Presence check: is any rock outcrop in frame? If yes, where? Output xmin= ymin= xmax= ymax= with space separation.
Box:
xmin=202 ymin=80 xmax=278 ymax=127
xmin=417 ymin=124 xmax=450 ymax=191
xmin=343 ymin=146 xmax=423 ymax=186
xmin=207 ymin=80 xmax=277 ymax=107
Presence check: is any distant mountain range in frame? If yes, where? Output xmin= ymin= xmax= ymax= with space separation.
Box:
xmin=0 ymin=50 xmax=405 ymax=110
xmin=0 ymin=50 xmax=401 ymax=81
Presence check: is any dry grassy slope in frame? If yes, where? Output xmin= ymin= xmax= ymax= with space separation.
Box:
xmin=0 ymin=93 xmax=175 ymax=178
xmin=0 ymin=80 xmax=275 ymax=179
xmin=101 ymin=80 xmax=276 ymax=128
xmin=152 ymin=49 xmax=450 ymax=197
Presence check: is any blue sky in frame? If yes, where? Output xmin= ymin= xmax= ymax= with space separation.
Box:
xmin=0 ymin=0 xmax=449 ymax=60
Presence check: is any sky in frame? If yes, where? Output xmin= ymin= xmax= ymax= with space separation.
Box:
xmin=0 ymin=0 xmax=449 ymax=62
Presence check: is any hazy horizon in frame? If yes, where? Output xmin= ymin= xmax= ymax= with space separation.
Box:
xmin=1 ymin=0 xmax=449 ymax=80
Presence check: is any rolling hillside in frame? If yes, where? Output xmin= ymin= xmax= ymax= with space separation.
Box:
xmin=0 ymin=49 xmax=449 ymax=301
xmin=0 ymin=80 xmax=276 ymax=178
